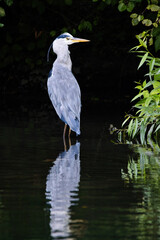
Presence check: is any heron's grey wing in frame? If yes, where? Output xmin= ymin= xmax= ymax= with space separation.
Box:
xmin=47 ymin=64 xmax=81 ymax=131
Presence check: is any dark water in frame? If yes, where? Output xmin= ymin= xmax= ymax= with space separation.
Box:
xmin=0 ymin=108 xmax=160 ymax=240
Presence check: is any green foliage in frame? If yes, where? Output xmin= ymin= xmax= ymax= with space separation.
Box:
xmin=122 ymin=35 xmax=160 ymax=144
xmin=0 ymin=0 xmax=13 ymax=27
xmin=78 ymin=20 xmax=92 ymax=32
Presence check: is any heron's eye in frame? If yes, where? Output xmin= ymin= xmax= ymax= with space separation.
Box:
xmin=66 ymin=37 xmax=70 ymax=40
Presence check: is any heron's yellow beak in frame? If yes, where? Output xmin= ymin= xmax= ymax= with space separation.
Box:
xmin=71 ymin=38 xmax=90 ymax=43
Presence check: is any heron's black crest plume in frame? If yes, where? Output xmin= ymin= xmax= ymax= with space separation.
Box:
xmin=57 ymin=33 xmax=70 ymax=39
xmin=47 ymin=43 xmax=53 ymax=62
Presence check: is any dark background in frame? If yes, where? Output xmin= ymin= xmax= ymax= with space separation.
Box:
xmin=0 ymin=0 xmax=141 ymax=113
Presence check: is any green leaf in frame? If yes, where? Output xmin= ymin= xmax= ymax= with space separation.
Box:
xmin=136 ymin=36 xmax=147 ymax=48
xmin=138 ymin=52 xmax=148 ymax=69
xmin=127 ymin=119 xmax=134 ymax=137
xmin=130 ymin=13 xmax=138 ymax=19
xmin=149 ymin=58 xmax=155 ymax=72
xmin=154 ymin=124 xmax=160 ymax=133
xmin=150 ymin=87 xmax=160 ymax=94
xmin=142 ymin=80 xmax=146 ymax=88
xmin=0 ymin=23 xmax=4 ymax=27
xmin=135 ymin=85 xmax=142 ymax=90
xmin=122 ymin=116 xmax=130 ymax=127
xmin=149 ymin=37 xmax=153 ymax=46
xmin=0 ymin=7 xmax=5 ymax=17
xmin=140 ymin=121 xmax=146 ymax=144
xmin=132 ymin=18 xmax=139 ymax=26
xmin=147 ymin=4 xmax=160 ymax=11
xmin=153 ymin=22 xmax=158 ymax=28
xmin=127 ymin=2 xmax=135 ymax=12
xmin=155 ymin=35 xmax=160 ymax=52
xmin=143 ymin=81 xmax=153 ymax=89
xmin=147 ymin=124 xmax=155 ymax=139
xmin=142 ymin=19 xmax=152 ymax=26
xmin=143 ymin=90 xmax=149 ymax=98
xmin=145 ymin=96 xmax=152 ymax=107
xmin=132 ymin=118 xmax=138 ymax=138
xmin=50 ymin=30 xmax=56 ymax=37
xmin=132 ymin=92 xmax=144 ymax=102
xmin=5 ymin=0 xmax=13 ymax=6
xmin=138 ymin=15 xmax=144 ymax=22
xmin=78 ymin=20 xmax=92 ymax=32
xmin=118 ymin=2 xmax=126 ymax=12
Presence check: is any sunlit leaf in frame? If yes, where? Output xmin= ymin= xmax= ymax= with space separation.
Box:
xmin=132 ymin=18 xmax=139 ymax=26
xmin=132 ymin=92 xmax=144 ymax=102
xmin=153 ymin=22 xmax=158 ymax=28
xmin=143 ymin=80 xmax=146 ymax=88
xmin=122 ymin=116 xmax=130 ymax=127
xmin=137 ymin=15 xmax=144 ymax=22
xmin=143 ymin=81 xmax=153 ymax=89
xmin=130 ymin=13 xmax=138 ymax=18
xmin=138 ymin=52 xmax=148 ymax=69
xmin=147 ymin=4 xmax=160 ymax=11
xmin=142 ymin=19 xmax=152 ymax=26
xmin=145 ymin=96 xmax=152 ymax=107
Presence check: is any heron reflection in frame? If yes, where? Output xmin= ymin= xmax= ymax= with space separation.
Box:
xmin=46 ymin=142 xmax=80 ymax=239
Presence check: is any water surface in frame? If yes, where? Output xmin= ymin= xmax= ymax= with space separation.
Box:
xmin=0 ymin=109 xmax=160 ymax=240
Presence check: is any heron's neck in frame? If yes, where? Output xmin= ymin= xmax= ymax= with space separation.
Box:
xmin=55 ymin=45 xmax=72 ymax=71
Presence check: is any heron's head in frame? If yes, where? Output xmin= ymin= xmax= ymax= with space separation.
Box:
xmin=47 ymin=32 xmax=90 ymax=61
xmin=56 ymin=32 xmax=90 ymax=45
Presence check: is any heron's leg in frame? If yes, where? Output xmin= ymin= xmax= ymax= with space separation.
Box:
xmin=63 ymin=138 xmax=67 ymax=151
xmin=68 ymin=128 xmax=71 ymax=138
xmin=68 ymin=128 xmax=72 ymax=148
xmin=63 ymin=124 xmax=67 ymax=139
xmin=63 ymin=124 xmax=67 ymax=151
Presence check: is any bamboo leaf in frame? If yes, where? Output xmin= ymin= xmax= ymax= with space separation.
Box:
xmin=132 ymin=118 xmax=138 ymax=138
xmin=131 ymin=92 xmax=144 ymax=102
xmin=138 ymin=52 xmax=148 ymax=69
xmin=143 ymin=81 xmax=153 ymax=89
xmin=127 ymin=119 xmax=134 ymax=137
xmin=149 ymin=58 xmax=155 ymax=72
xmin=140 ymin=122 xmax=146 ymax=144
xmin=122 ymin=116 xmax=130 ymax=127
xmin=145 ymin=96 xmax=152 ymax=107
xmin=154 ymin=124 xmax=160 ymax=133
xmin=147 ymin=123 xmax=155 ymax=139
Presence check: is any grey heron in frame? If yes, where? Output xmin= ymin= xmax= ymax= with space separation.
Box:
xmin=47 ymin=32 xmax=90 ymax=139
